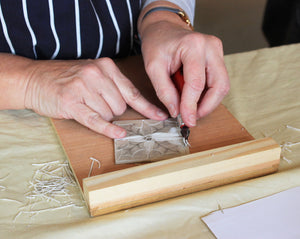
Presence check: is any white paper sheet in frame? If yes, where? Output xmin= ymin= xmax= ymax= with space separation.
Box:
xmin=202 ymin=186 xmax=300 ymax=239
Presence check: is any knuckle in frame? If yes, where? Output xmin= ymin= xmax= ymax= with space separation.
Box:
xmin=208 ymin=35 xmax=224 ymax=51
xmin=182 ymin=33 xmax=224 ymax=53
xmin=70 ymin=76 xmax=85 ymax=89
xmin=208 ymin=35 xmax=222 ymax=44
xmin=85 ymin=113 xmax=101 ymax=127
xmin=144 ymin=61 xmax=160 ymax=76
xmin=80 ymin=63 xmax=102 ymax=77
xmin=126 ymin=85 xmax=142 ymax=102
xmin=97 ymin=57 xmax=120 ymax=77
xmin=102 ymin=113 xmax=114 ymax=122
xmin=98 ymin=108 xmax=114 ymax=122
xmin=156 ymin=87 xmax=171 ymax=103
xmin=182 ymin=32 xmax=205 ymax=47
xmin=114 ymin=103 xmax=127 ymax=116
xmin=188 ymin=79 xmax=205 ymax=92
xmin=101 ymin=122 xmax=113 ymax=136
xmin=98 ymin=57 xmax=115 ymax=68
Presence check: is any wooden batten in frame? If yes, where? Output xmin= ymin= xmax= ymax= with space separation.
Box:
xmin=83 ymin=137 xmax=281 ymax=217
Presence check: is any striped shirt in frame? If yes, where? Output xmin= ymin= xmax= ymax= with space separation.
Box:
xmin=0 ymin=0 xmax=194 ymax=60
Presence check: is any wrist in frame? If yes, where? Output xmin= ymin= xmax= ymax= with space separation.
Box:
xmin=0 ymin=54 xmax=35 ymax=110
xmin=23 ymin=60 xmax=54 ymax=111
xmin=138 ymin=2 xmax=193 ymax=39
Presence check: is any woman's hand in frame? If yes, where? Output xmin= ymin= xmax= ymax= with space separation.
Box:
xmin=24 ymin=57 xmax=168 ymax=138
xmin=139 ymin=3 xmax=230 ymax=127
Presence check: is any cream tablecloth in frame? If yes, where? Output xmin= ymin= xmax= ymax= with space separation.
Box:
xmin=0 ymin=44 xmax=300 ymax=238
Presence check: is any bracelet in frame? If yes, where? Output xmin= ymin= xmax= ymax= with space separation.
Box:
xmin=142 ymin=6 xmax=194 ymax=30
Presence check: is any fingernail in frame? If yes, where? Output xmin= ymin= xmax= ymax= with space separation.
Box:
xmin=156 ymin=109 xmax=168 ymax=119
xmin=189 ymin=114 xmax=196 ymax=126
xmin=169 ymin=104 xmax=177 ymax=118
xmin=115 ymin=128 xmax=126 ymax=138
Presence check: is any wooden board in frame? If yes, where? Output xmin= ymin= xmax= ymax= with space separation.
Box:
xmin=52 ymin=104 xmax=254 ymax=190
xmin=83 ymin=137 xmax=280 ymax=216
xmin=50 ymin=56 xmax=280 ymax=216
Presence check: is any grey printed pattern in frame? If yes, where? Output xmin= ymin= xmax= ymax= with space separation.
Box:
xmin=114 ymin=118 xmax=189 ymax=164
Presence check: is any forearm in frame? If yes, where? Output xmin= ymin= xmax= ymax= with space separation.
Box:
xmin=0 ymin=53 xmax=33 ymax=110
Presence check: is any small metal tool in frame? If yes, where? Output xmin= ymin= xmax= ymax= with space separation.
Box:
xmin=176 ymin=113 xmax=191 ymax=147
xmin=171 ymin=67 xmax=191 ymax=147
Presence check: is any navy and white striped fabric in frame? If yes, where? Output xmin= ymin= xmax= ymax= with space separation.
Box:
xmin=0 ymin=0 xmax=141 ymax=60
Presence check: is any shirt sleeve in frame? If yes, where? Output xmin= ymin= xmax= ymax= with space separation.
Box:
xmin=141 ymin=0 xmax=195 ymax=25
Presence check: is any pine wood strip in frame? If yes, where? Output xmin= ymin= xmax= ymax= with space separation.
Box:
xmin=83 ymin=137 xmax=280 ymax=216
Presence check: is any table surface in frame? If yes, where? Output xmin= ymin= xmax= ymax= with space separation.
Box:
xmin=0 ymin=44 xmax=300 ymax=239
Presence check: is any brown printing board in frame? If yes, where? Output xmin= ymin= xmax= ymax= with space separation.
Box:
xmin=51 ymin=56 xmax=281 ymax=216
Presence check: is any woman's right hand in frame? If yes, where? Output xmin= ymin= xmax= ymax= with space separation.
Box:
xmin=24 ymin=57 xmax=168 ymax=138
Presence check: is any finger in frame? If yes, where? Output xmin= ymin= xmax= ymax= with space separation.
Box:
xmin=113 ymin=73 xmax=169 ymax=120
xmin=83 ymin=92 xmax=114 ymax=121
xmin=71 ymin=104 xmax=127 ymax=139
xmin=180 ymin=55 xmax=206 ymax=127
xmin=96 ymin=77 xmax=127 ymax=117
xmin=145 ymin=61 xmax=180 ymax=118
xmin=82 ymin=60 xmax=127 ymax=117
xmin=197 ymin=58 xmax=230 ymax=118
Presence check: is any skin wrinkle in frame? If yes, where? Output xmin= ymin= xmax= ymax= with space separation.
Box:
xmin=24 ymin=61 xmax=39 ymax=111
xmin=127 ymin=85 xmax=142 ymax=103
xmin=23 ymin=60 xmax=37 ymax=110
